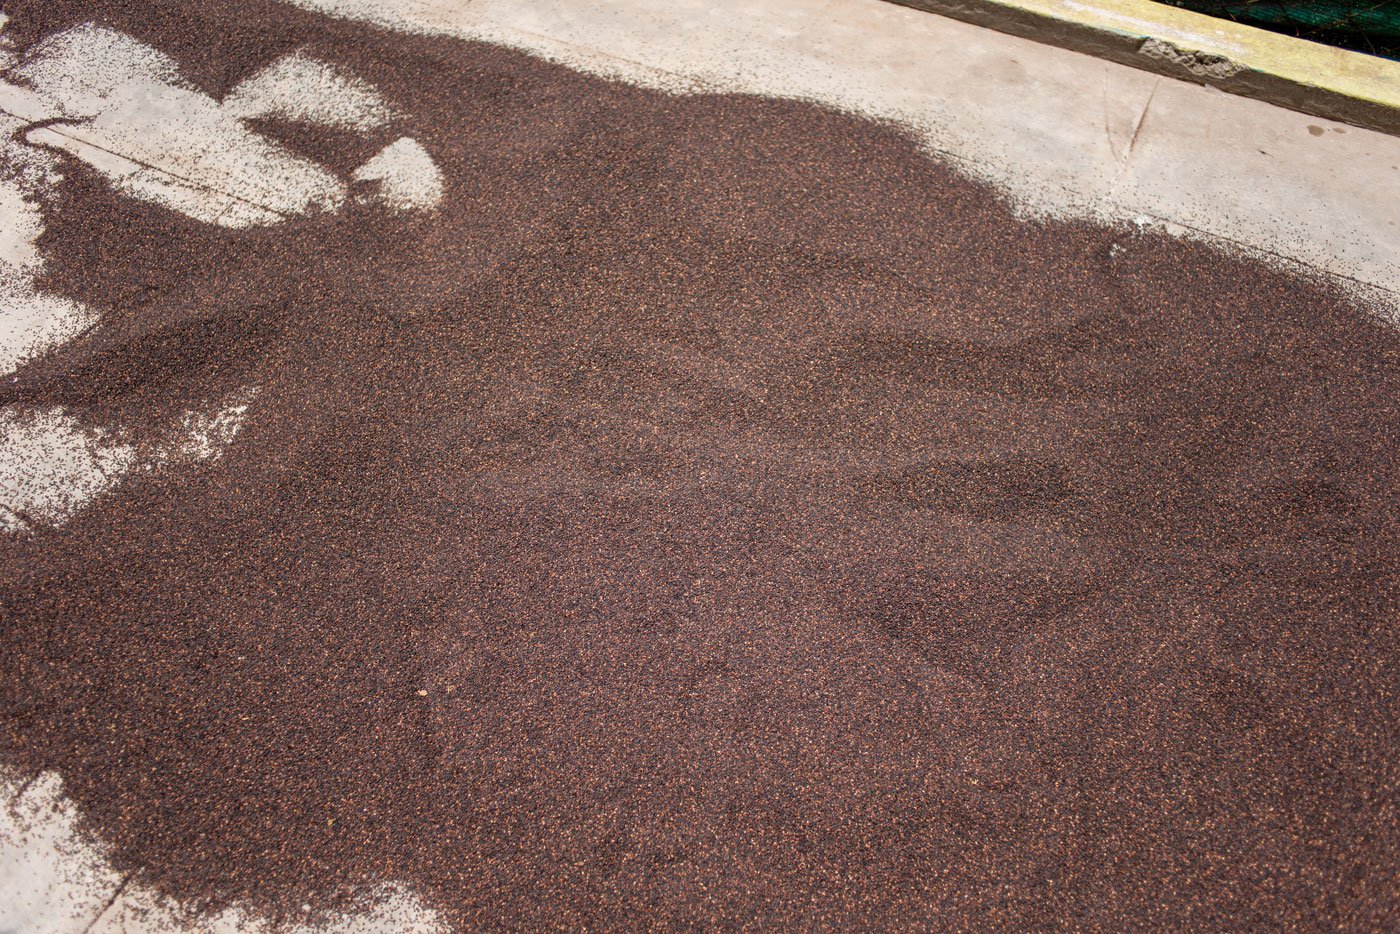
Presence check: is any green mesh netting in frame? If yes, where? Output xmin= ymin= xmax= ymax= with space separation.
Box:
xmin=1162 ymin=1 xmax=1400 ymax=59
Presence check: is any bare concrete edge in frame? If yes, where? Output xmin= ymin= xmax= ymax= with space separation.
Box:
xmin=882 ymin=0 xmax=1400 ymax=135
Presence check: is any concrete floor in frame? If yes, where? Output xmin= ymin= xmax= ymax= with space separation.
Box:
xmin=287 ymin=0 xmax=1400 ymax=303
xmin=2 ymin=0 xmax=1397 ymax=930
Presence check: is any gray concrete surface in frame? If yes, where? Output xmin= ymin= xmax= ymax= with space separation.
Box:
xmin=886 ymin=0 xmax=1400 ymax=134
xmin=289 ymin=0 xmax=1400 ymax=306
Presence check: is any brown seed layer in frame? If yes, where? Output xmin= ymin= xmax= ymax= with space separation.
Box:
xmin=2 ymin=1 xmax=1398 ymax=929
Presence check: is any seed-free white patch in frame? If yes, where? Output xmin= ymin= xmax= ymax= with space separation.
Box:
xmin=354 ymin=136 xmax=444 ymax=210
xmin=0 ymin=283 xmax=97 ymax=380
xmin=0 ymin=407 xmax=136 ymax=533
xmin=0 ymin=389 xmax=259 ymax=533
xmin=0 ymin=163 xmax=44 ymax=273
xmin=0 ymin=12 xmax=15 ymax=70
xmin=0 ymin=169 xmax=99 ymax=378
xmin=0 ymin=770 xmax=447 ymax=933
xmin=0 ymin=771 xmax=125 ymax=933
xmin=223 ymin=49 xmax=394 ymax=131
xmin=0 ymin=107 xmax=96 ymax=379
xmin=10 ymin=25 xmax=345 ymax=226
xmin=0 ymin=21 xmax=442 ymax=538
xmin=3 ymin=24 xmax=440 ymax=228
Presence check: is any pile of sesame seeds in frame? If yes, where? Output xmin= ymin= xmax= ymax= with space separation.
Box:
xmin=1 ymin=0 xmax=1398 ymax=929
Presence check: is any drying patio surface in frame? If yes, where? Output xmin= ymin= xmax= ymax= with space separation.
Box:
xmin=1 ymin=0 xmax=1398 ymax=931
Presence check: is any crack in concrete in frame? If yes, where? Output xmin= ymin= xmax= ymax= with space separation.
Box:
xmin=1106 ymin=77 xmax=1159 ymax=198
xmin=0 ymin=103 xmax=293 ymax=221
xmin=80 ymin=874 xmax=130 ymax=934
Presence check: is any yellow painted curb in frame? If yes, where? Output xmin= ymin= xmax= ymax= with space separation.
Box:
xmin=885 ymin=0 xmax=1400 ymax=134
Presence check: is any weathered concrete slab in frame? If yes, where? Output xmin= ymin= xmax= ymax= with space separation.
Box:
xmin=289 ymin=0 xmax=1400 ymax=301
xmin=886 ymin=0 xmax=1400 ymax=134
xmin=0 ymin=773 xmax=126 ymax=934
xmin=1112 ymin=76 xmax=1400 ymax=303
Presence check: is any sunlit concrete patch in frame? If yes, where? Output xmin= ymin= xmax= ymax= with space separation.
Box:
xmin=2 ymin=24 xmax=441 ymax=228
xmin=89 ymin=882 xmax=446 ymax=934
xmin=0 ymin=771 xmax=126 ymax=934
xmin=0 ymin=771 xmax=446 ymax=934
xmin=0 ymin=180 xmax=97 ymax=376
xmin=283 ymin=0 xmax=1400 ymax=304
xmin=0 ymin=116 xmax=96 ymax=379
xmin=0 ymin=282 xmax=91 ymax=379
xmin=0 ymin=13 xmax=15 ymax=70
xmin=0 ymin=166 xmax=46 ymax=272
xmin=0 ymin=389 xmax=258 ymax=534
xmin=0 ymin=407 xmax=137 ymax=533
xmin=353 ymin=137 xmax=444 ymax=211
xmin=8 ymin=24 xmax=344 ymax=225
xmin=0 ymin=285 xmax=94 ymax=380
xmin=222 ymin=49 xmax=395 ymax=131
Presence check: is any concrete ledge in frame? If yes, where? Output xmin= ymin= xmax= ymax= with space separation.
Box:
xmin=884 ymin=0 xmax=1400 ymax=134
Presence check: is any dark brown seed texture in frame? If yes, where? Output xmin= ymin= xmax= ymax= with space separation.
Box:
xmin=2 ymin=1 xmax=1398 ymax=929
